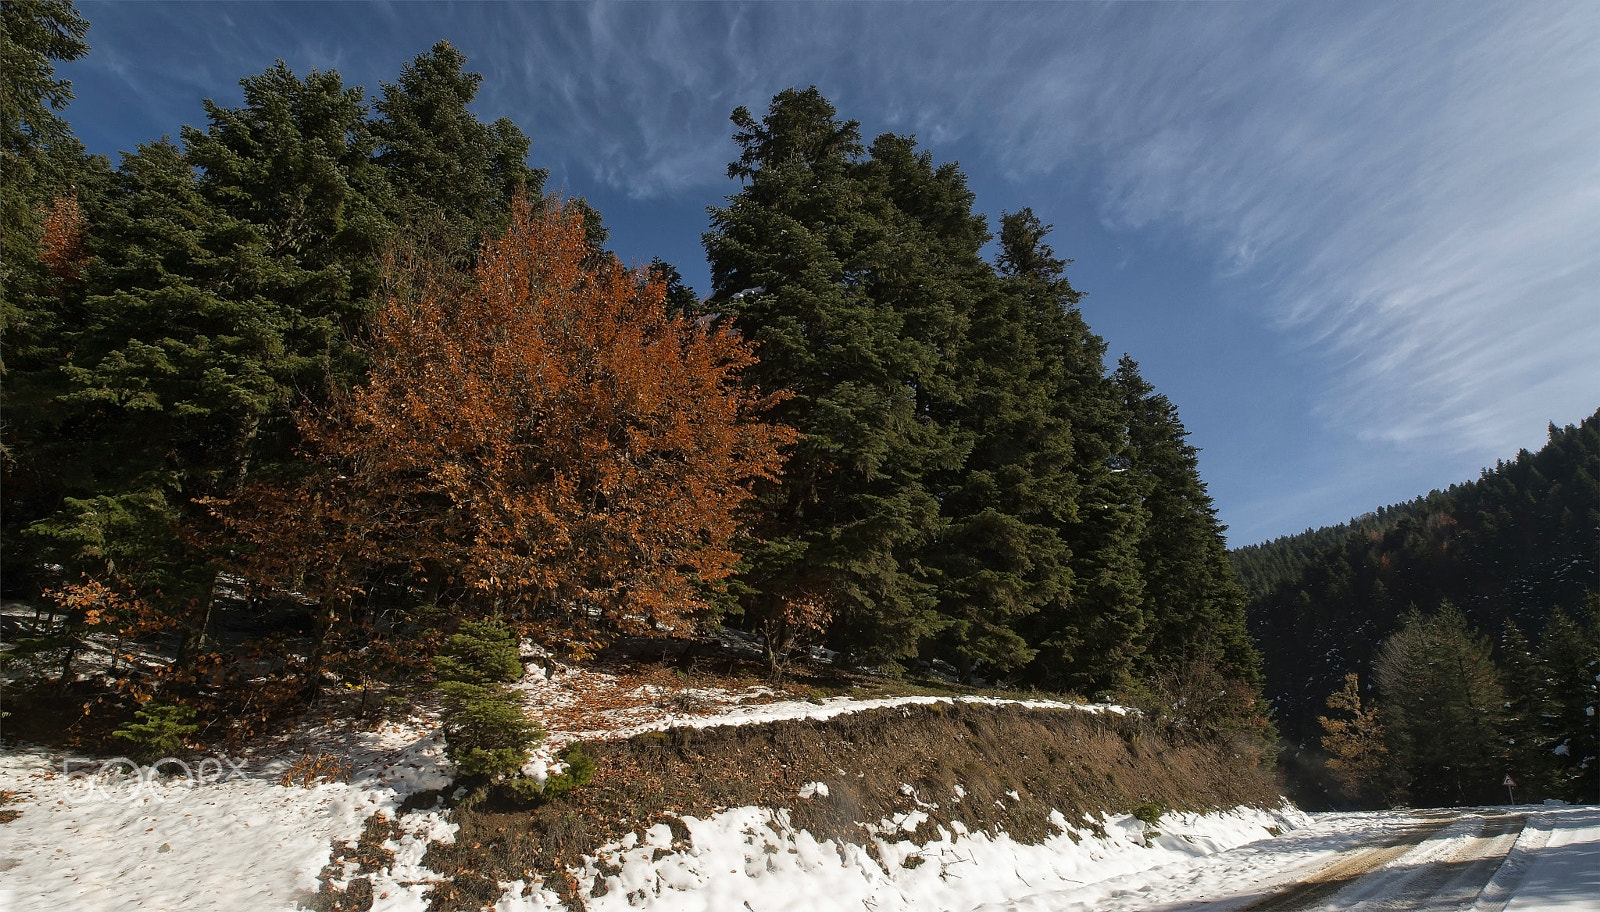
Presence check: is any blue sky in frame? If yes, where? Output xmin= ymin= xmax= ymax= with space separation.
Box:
xmin=64 ymin=1 xmax=1599 ymax=546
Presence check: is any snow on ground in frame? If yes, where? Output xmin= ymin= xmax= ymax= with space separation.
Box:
xmin=512 ymin=655 xmax=1122 ymax=780
xmin=968 ymin=805 xmax=1600 ymax=912
xmin=488 ymin=803 xmax=1310 ymax=912
xmin=0 ymin=717 xmax=457 ymax=912
xmin=0 ymin=659 xmax=1130 ymax=912
xmin=1501 ymin=807 xmax=1600 ymax=912
xmin=7 ymin=652 xmax=1590 ymax=912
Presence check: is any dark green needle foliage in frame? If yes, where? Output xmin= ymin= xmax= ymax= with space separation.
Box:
xmin=4 ymin=4 xmax=1273 ymax=751
xmin=434 ymin=620 xmax=540 ymax=782
xmin=705 ymin=88 xmax=1257 ymax=705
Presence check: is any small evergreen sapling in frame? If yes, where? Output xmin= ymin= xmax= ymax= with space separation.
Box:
xmin=113 ymin=703 xmax=198 ymax=763
xmin=506 ymin=744 xmax=597 ymax=802
xmin=434 ymin=621 xmax=538 ymax=782
xmin=1132 ymin=800 xmax=1165 ymax=845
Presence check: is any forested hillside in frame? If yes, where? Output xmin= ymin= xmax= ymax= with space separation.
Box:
xmin=3 ymin=3 xmax=1265 ymax=758
xmin=1235 ymin=410 xmax=1599 ymax=805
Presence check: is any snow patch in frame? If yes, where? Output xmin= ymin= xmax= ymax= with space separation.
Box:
xmin=561 ymin=802 xmax=1309 ymax=912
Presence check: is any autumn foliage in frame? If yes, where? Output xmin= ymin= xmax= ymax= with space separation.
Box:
xmin=216 ymin=198 xmax=793 ymax=656
xmin=37 ymin=194 xmax=87 ymax=282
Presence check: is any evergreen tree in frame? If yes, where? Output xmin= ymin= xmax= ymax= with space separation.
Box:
xmin=924 ymin=209 xmax=1079 ymax=682
xmin=434 ymin=619 xmax=538 ymax=782
xmin=371 ymin=40 xmax=544 ymax=260
xmin=0 ymin=1 xmax=111 ymax=572
xmin=704 ymin=88 xmax=970 ymax=667
xmin=1243 ymin=409 xmax=1599 ymax=745
xmin=1531 ymin=603 xmax=1600 ymax=802
xmin=181 ymin=59 xmax=393 ymax=386
xmin=999 ymin=212 xmax=1146 ymax=695
xmin=14 ymin=138 xmax=308 ymax=656
xmin=0 ymin=0 xmax=96 ymax=355
xmin=647 ymin=258 xmax=701 ymax=317
xmin=1373 ymin=604 xmax=1508 ymax=805
xmin=1500 ymin=619 xmax=1559 ymax=798
xmin=1115 ymin=355 xmax=1257 ymax=682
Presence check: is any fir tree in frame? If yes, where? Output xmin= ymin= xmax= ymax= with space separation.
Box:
xmin=704 ymin=88 xmax=969 ymax=667
xmin=1115 ymin=355 xmax=1257 ymax=682
xmin=433 ymin=620 xmax=538 ymax=782
xmin=0 ymin=0 xmax=96 ymax=353
xmin=181 ymin=59 xmax=393 ymax=383
xmin=372 ymin=40 xmax=544 ymax=261
xmin=15 ymin=138 xmax=301 ymax=658
xmin=998 ymin=211 xmax=1145 ymax=695
xmin=925 ymin=209 xmax=1080 ymax=682
xmin=1532 ymin=603 xmax=1600 ymax=802
xmin=1373 ymin=604 xmax=1508 ymax=805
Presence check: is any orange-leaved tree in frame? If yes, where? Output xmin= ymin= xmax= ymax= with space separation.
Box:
xmin=217 ymin=197 xmax=793 ymax=666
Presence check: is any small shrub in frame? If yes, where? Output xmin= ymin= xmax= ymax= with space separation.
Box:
xmin=112 ymin=703 xmax=197 ymax=762
xmin=541 ymin=745 xmax=597 ymax=798
xmin=502 ymin=745 xmax=598 ymax=804
xmin=1132 ymin=800 xmax=1165 ymax=825
xmin=279 ymin=752 xmax=354 ymax=788
xmin=434 ymin=620 xmax=539 ymax=783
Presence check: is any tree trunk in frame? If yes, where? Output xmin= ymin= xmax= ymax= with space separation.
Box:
xmin=194 ymin=568 xmax=221 ymax=655
xmin=301 ymin=595 xmax=341 ymax=704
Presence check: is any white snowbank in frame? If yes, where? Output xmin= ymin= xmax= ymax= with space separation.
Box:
xmin=0 ymin=717 xmax=457 ymax=912
xmin=526 ymin=685 xmax=1125 ymax=769
xmin=501 ymin=802 xmax=1309 ymax=912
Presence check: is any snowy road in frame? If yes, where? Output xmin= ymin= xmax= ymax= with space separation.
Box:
xmin=1238 ymin=810 xmax=1527 ymax=911
xmin=981 ymin=806 xmax=1599 ymax=912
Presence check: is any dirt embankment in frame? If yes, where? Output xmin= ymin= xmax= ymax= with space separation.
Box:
xmin=410 ymin=700 xmax=1282 ymax=911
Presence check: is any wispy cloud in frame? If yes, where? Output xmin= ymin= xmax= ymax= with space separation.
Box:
xmin=74 ymin=1 xmax=1599 ymax=523
xmin=930 ymin=3 xmax=1600 ymax=459
xmin=468 ymin=0 xmax=1600 ymax=471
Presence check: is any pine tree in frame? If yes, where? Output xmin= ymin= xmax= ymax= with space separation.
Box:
xmin=1115 ymin=355 xmax=1257 ymax=682
xmin=1373 ymin=604 xmax=1508 ymax=805
xmin=372 ymin=40 xmax=544 ymax=261
xmin=1243 ymin=409 xmax=1599 ymax=747
xmin=704 ymin=88 xmax=970 ymax=668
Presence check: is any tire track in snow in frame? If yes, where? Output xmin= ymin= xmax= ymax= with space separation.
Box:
xmin=1236 ymin=810 xmax=1526 ymax=912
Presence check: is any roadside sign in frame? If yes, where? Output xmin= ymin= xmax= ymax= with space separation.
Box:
xmin=1503 ymin=775 xmax=1517 ymax=787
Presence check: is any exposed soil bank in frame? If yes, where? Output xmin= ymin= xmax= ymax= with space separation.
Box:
xmin=416 ymin=700 xmax=1282 ymax=910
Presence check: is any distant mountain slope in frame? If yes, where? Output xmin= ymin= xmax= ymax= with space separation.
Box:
xmin=1233 ymin=409 xmax=1599 ymax=744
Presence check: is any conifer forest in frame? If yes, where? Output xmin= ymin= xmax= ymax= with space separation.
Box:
xmin=3 ymin=0 xmax=1595 ymax=813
